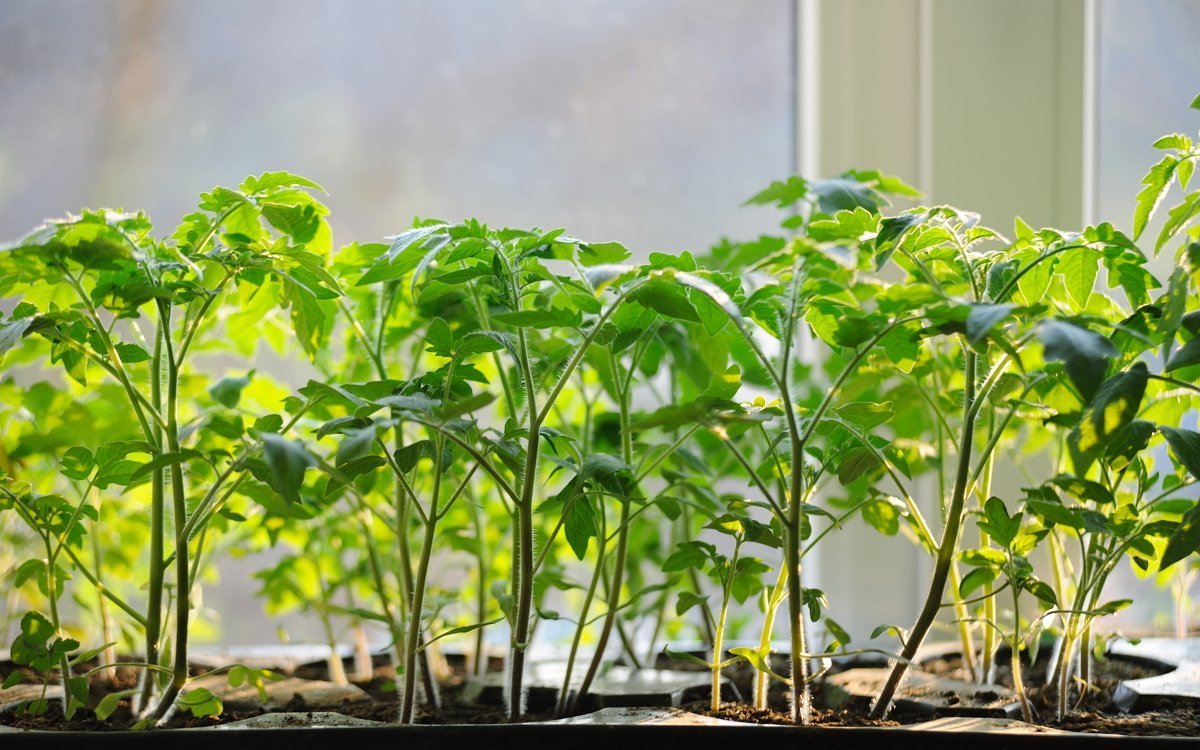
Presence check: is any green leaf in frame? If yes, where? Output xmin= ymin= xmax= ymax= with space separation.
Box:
xmin=490 ymin=308 xmax=582 ymax=329
xmin=1027 ymin=498 xmax=1084 ymax=530
xmin=960 ymin=567 xmax=998 ymax=598
xmin=628 ymin=280 xmax=701 ymax=323
xmin=178 ymin=686 xmax=223 ymax=718
xmin=1047 ymin=475 xmax=1115 ymax=505
xmin=335 ymin=425 xmax=378 ymax=467
xmin=69 ymin=642 xmax=117 ymax=667
xmin=1156 ymin=191 xmax=1200 ymax=254
xmin=261 ymin=434 xmax=314 ymax=503
xmin=1095 ymin=599 xmax=1133 ymax=615
xmin=209 ymin=373 xmax=252 ymax=408
xmin=19 ymin=611 xmax=54 ymax=646
xmin=562 ymin=491 xmax=596 ymax=560
xmin=425 ymin=318 xmax=454 ymax=358
xmin=1166 ymin=504 xmax=1200 ymax=566
xmin=1024 ymin=579 xmax=1058 ymax=608
xmin=978 ymin=496 xmax=1021 ymax=548
xmin=674 ymin=592 xmax=709 ymax=618
xmin=1133 ymin=155 xmax=1178 ymax=240
xmin=357 ymin=224 xmax=448 ymax=285
xmin=1161 ymin=426 xmax=1200 ymax=481
xmin=94 ymin=690 xmax=132 ymax=720
xmin=966 ymin=303 xmax=1015 ymax=344
xmin=874 ymin=211 xmax=925 ymax=268
xmin=1068 ymin=364 xmax=1148 ymax=474
xmin=2 ymin=672 xmax=24 ymax=689
xmin=862 ymin=496 xmax=903 ymax=536
xmin=435 ymin=391 xmax=496 ymax=420
xmin=0 ymin=317 xmax=33 ymax=361
xmin=1166 ymin=336 xmax=1200 ymax=372
xmin=1104 ymin=419 xmax=1157 ymax=465
xmin=1038 ymin=319 xmax=1117 ymax=404
xmin=578 ymin=241 xmax=632 ymax=266
xmin=60 ymin=446 xmax=94 ymax=481
xmin=837 ymin=447 xmax=880 ymax=485
xmin=833 ymin=401 xmax=894 ymax=429
xmin=663 ymin=542 xmax=711 ymax=572
xmin=14 ymin=559 xmax=45 ymax=589
xmin=129 ymin=450 xmax=203 ymax=482
xmin=1057 ymin=247 xmax=1098 ymax=307
xmin=241 ymin=171 xmax=325 ymax=195
xmin=744 ymin=176 xmax=808 ymax=207
xmin=105 ymin=339 xmax=148 ymax=364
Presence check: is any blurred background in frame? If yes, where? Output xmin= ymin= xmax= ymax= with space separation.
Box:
xmin=1 ymin=0 xmax=1199 ymax=645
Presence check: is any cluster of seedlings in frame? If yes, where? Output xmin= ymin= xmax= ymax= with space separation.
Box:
xmin=3 ymin=99 xmax=1200 ymax=730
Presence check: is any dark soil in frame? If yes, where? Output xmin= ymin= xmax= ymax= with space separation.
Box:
xmin=4 ymin=645 xmax=1199 ymax=735
xmin=696 ymin=700 xmax=905 ymax=728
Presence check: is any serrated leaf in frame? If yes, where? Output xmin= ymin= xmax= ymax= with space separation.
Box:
xmin=1156 ymin=191 xmax=1200 ymax=254
xmin=1133 ymin=155 xmax=1178 ymax=240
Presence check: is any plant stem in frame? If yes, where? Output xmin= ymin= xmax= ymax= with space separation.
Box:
xmin=557 ymin=501 xmax=606 ymax=716
xmin=870 ymin=350 xmax=978 ymax=719
xmin=470 ymin=496 xmax=490 ymax=677
xmin=316 ymin=566 xmax=348 ymax=686
xmin=1008 ymin=562 xmax=1033 ymax=722
xmin=42 ymin=535 xmax=74 ymax=717
xmin=91 ymin=518 xmax=117 ymax=679
xmin=755 ymin=566 xmax=787 ymax=709
xmin=399 ymin=429 xmax=444 ymax=724
xmin=140 ymin=319 xmax=165 ymax=711
xmin=507 ymin=323 xmax=540 ymax=719
xmin=572 ymin=361 xmax=635 ymax=710
xmin=711 ymin=542 xmax=741 ymax=713
xmin=150 ymin=326 xmax=191 ymax=721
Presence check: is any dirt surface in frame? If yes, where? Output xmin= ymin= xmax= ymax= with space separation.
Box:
xmin=3 ymin=648 xmax=1199 ymax=734
xmin=699 ymin=700 xmax=904 ymax=727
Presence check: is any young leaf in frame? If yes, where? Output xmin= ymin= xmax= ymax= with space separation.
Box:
xmin=178 ymin=687 xmax=223 ymax=718
xmin=1133 ymin=155 xmax=1179 ymax=240
xmin=674 ymin=591 xmax=709 ymax=618
xmin=1156 ymin=191 xmax=1200 ymax=254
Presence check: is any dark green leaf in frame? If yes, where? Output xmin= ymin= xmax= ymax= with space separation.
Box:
xmin=1161 ymin=426 xmax=1200 ymax=481
xmin=1038 ymin=319 xmax=1117 ymax=404
xmin=209 ymin=373 xmax=252 ymax=409
xmin=261 ymin=434 xmax=314 ymax=503
xmin=1068 ymin=364 xmax=1148 ymax=474
xmin=966 ymin=303 xmax=1015 ymax=344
